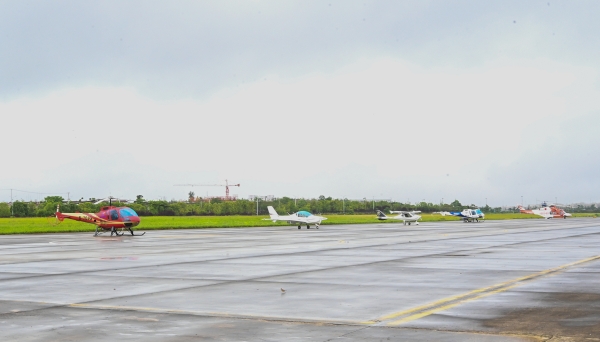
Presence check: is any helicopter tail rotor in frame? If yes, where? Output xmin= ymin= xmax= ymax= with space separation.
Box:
xmin=55 ymin=205 xmax=65 ymax=222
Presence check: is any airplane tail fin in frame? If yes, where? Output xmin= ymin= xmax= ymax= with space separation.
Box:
xmin=267 ymin=206 xmax=279 ymax=219
xmin=376 ymin=210 xmax=388 ymax=220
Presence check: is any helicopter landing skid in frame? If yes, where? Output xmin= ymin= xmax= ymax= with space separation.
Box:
xmin=127 ymin=227 xmax=145 ymax=236
xmin=93 ymin=226 xmax=144 ymax=237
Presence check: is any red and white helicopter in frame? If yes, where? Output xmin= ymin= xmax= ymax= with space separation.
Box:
xmin=518 ymin=202 xmax=572 ymax=219
xmin=55 ymin=197 xmax=144 ymax=236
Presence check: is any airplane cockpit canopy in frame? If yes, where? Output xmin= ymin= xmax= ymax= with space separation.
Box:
xmin=119 ymin=208 xmax=139 ymax=218
xmin=297 ymin=211 xmax=312 ymax=217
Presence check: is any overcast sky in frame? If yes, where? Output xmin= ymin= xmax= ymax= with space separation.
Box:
xmin=1 ymin=1 xmax=599 ymax=207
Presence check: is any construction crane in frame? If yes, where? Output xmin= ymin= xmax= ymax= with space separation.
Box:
xmin=174 ymin=179 xmax=240 ymax=200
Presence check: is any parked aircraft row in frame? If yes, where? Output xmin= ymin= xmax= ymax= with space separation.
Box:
xmin=51 ymin=199 xmax=572 ymax=236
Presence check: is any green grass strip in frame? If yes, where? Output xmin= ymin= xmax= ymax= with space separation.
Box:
xmin=0 ymin=213 xmax=597 ymax=235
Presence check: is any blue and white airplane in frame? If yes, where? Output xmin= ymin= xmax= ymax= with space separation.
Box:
xmin=266 ymin=206 xmax=327 ymax=229
xmin=449 ymin=208 xmax=485 ymax=222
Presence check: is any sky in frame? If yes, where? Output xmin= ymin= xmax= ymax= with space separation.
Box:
xmin=1 ymin=1 xmax=599 ymax=207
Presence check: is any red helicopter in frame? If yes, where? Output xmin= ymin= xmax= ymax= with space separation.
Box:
xmin=55 ymin=197 xmax=144 ymax=236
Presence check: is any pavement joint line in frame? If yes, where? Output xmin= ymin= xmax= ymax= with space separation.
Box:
xmin=67 ymin=303 xmax=363 ymax=326
xmin=362 ymin=254 xmax=600 ymax=326
xmin=0 ymin=298 xmax=360 ymax=326
xmin=0 ymin=222 xmax=596 ymax=270
xmin=1 ymin=227 xmax=599 ymax=304
xmin=2 ymin=224 xmax=597 ymax=278
xmin=2 ymin=223 xmax=599 ymax=316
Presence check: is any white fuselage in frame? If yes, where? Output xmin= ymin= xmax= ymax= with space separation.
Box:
xmin=528 ymin=206 xmax=571 ymax=219
xmin=266 ymin=206 xmax=327 ymax=228
xmin=277 ymin=213 xmax=326 ymax=225
xmin=378 ymin=211 xmax=421 ymax=225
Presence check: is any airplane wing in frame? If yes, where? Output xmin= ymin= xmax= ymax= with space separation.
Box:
xmin=390 ymin=210 xmax=421 ymax=214
xmin=389 ymin=210 xmax=407 ymax=214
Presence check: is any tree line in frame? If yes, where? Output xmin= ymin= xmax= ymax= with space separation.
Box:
xmin=0 ymin=195 xmax=596 ymax=218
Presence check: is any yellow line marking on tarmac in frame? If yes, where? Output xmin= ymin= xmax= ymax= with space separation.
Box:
xmin=362 ymin=255 xmax=600 ymax=326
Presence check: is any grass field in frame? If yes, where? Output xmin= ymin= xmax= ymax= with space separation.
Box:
xmin=0 ymin=213 xmax=597 ymax=235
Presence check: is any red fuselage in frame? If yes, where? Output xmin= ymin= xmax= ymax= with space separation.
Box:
xmin=56 ymin=206 xmax=140 ymax=230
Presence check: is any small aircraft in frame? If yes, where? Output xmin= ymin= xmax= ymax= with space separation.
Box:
xmin=518 ymin=202 xmax=571 ymax=219
xmin=376 ymin=210 xmax=421 ymax=225
xmin=266 ymin=206 xmax=327 ymax=229
xmin=449 ymin=208 xmax=485 ymax=222
xmin=55 ymin=198 xmax=144 ymax=236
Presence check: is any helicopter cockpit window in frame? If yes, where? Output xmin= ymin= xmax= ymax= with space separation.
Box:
xmin=120 ymin=208 xmax=139 ymax=218
xmin=109 ymin=209 xmax=119 ymax=220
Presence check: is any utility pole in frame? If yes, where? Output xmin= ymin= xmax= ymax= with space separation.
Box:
xmin=252 ymin=196 xmax=268 ymax=215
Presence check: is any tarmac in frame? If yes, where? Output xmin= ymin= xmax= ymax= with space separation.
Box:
xmin=0 ymin=218 xmax=599 ymax=341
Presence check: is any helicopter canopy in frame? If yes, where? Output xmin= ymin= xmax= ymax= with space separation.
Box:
xmin=119 ymin=208 xmax=139 ymax=218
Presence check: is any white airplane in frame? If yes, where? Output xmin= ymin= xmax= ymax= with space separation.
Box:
xmin=518 ymin=202 xmax=572 ymax=219
xmin=449 ymin=209 xmax=485 ymax=222
xmin=266 ymin=206 xmax=327 ymax=229
xmin=376 ymin=210 xmax=421 ymax=225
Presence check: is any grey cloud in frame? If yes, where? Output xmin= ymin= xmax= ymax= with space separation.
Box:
xmin=487 ymin=112 xmax=600 ymax=204
xmin=2 ymin=1 xmax=599 ymax=100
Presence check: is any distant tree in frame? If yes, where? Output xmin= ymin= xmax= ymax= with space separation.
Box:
xmin=44 ymin=196 xmax=64 ymax=203
xmin=188 ymin=191 xmax=195 ymax=203
xmin=450 ymin=200 xmax=462 ymax=208
xmin=0 ymin=203 xmax=10 ymax=217
xmin=11 ymin=201 xmax=30 ymax=217
xmin=135 ymin=195 xmax=145 ymax=204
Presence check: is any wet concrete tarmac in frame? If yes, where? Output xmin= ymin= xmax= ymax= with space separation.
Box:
xmin=0 ymin=219 xmax=599 ymax=341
